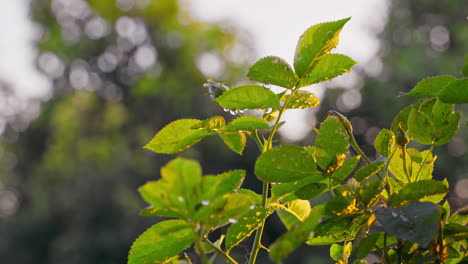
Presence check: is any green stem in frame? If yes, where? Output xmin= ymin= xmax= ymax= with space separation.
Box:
xmin=248 ymin=182 xmax=269 ymax=264
xmin=202 ymin=236 xmax=238 ymax=264
xmin=248 ymin=90 xmax=297 ymax=264
xmin=401 ymin=147 xmax=412 ymax=183
xmin=414 ymin=144 xmax=434 ymax=181
xmin=195 ymin=230 xmax=209 ymax=264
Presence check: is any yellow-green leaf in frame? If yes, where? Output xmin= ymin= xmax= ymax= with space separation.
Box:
xmin=247 ymin=56 xmax=298 ymax=89
xmin=215 ymin=84 xmax=280 ymax=110
xmin=145 ymin=119 xmax=214 ymax=154
xmin=297 ymin=54 xmax=356 ymax=88
xmin=284 ymin=90 xmax=320 ymax=109
xmin=294 ymin=18 xmax=350 ymax=77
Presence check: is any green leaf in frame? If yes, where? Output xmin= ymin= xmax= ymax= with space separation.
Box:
xmin=194 ymin=193 xmax=255 ymax=228
xmin=359 ymin=180 xmax=384 ymax=207
xmin=437 ymin=78 xmax=468 ymax=104
xmin=271 ymin=173 xmax=325 ymax=201
xmin=403 ymin=76 xmax=457 ymax=98
xmin=219 ymin=133 xmax=246 ymax=155
xmin=293 ymin=182 xmax=328 ymax=200
xmin=247 ymin=56 xmax=298 ymax=89
xmin=297 ymin=54 xmax=356 ymax=88
xmin=357 ymin=233 xmax=380 ymax=260
xmin=283 ymin=90 xmax=320 ymax=109
xmin=128 ymin=220 xmax=195 ymax=264
xmin=392 ymin=180 xmax=448 ymax=206
xmin=278 ymin=199 xmax=312 ymax=230
xmin=270 ymin=204 xmax=327 ymax=262
xmin=331 ymin=156 xmax=361 ymax=182
xmin=374 ymin=129 xmax=396 ymax=157
xmin=330 ymin=243 xmax=344 ymax=261
xmin=408 ymin=107 xmax=434 ymax=144
xmin=225 ymin=207 xmax=273 ymax=250
xmin=255 ymin=145 xmax=318 ymax=183
xmin=373 ymin=201 xmax=441 ymax=247
xmin=294 ymin=18 xmax=351 ymax=77
xmin=191 ymin=116 xmax=226 ymax=131
xmin=354 ymin=161 xmax=385 ymax=182
xmin=388 ymin=148 xmax=435 ymax=183
xmin=214 ymin=84 xmax=280 ymax=110
xmin=201 ymin=170 xmax=246 ymax=200
xmin=315 ymin=117 xmax=349 ymax=171
xmin=224 ymin=116 xmax=270 ymax=131
xmin=145 ymin=119 xmax=215 ymax=153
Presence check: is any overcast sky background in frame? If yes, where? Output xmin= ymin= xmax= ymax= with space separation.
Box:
xmin=0 ymin=0 xmax=390 ymax=140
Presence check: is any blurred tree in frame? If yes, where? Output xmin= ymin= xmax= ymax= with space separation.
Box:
xmin=319 ymin=0 xmax=468 ymax=211
xmin=0 ymin=0 xmax=256 ymax=263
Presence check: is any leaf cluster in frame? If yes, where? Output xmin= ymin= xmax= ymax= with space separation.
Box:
xmin=129 ymin=18 xmax=468 ymax=264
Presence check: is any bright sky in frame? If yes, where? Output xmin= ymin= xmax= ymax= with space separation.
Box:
xmin=0 ymin=0 xmax=390 ymax=140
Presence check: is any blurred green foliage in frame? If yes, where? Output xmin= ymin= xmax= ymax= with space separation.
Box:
xmin=0 ymin=0 xmax=255 ymax=263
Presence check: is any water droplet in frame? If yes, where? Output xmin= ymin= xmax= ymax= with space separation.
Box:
xmin=391 ymin=211 xmax=398 ymax=217
xmin=194 ymin=224 xmax=201 ymax=232
xmin=229 ymin=109 xmax=238 ymax=115
xmin=309 ymin=232 xmax=315 ymax=236
xmin=202 ymin=200 xmax=210 ymax=206
xmin=265 ymin=107 xmax=273 ymax=114
xmin=294 ymin=181 xmax=298 ymax=185
xmin=223 ymin=108 xmax=230 ymax=112
xmin=228 ymin=218 xmax=238 ymax=224
xmin=249 ymin=205 xmax=256 ymax=210
xmin=178 ymin=197 xmax=185 ymax=202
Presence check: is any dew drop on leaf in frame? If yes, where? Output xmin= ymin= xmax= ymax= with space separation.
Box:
xmin=249 ymin=205 xmax=256 ymax=210
xmin=201 ymin=200 xmax=210 ymax=206
xmin=178 ymin=197 xmax=185 ymax=202
xmin=228 ymin=218 xmax=238 ymax=224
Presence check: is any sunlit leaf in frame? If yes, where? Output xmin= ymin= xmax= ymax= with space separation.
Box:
xmin=255 ymin=145 xmax=319 ymax=183
xmin=278 ymin=199 xmax=311 ymax=230
xmin=283 ymin=90 xmax=320 ymax=109
xmin=354 ymin=161 xmax=385 ymax=182
xmin=219 ymin=132 xmax=246 ymax=155
xmin=332 ymin=156 xmax=361 ymax=182
xmin=128 ymin=220 xmax=195 ymax=264
xmin=403 ymin=76 xmax=457 ymax=98
xmin=392 ymin=180 xmax=448 ymax=206
xmin=225 ymin=207 xmax=273 ymax=250
xmin=315 ymin=117 xmax=349 ymax=171
xmin=294 ymin=18 xmax=351 ymax=77
xmin=388 ymin=148 xmax=435 ymax=183
xmin=437 ymin=78 xmax=468 ymax=104
xmin=374 ymin=129 xmax=396 ymax=157
xmin=224 ymin=116 xmax=270 ymax=131
xmin=330 ymin=243 xmax=344 ymax=261
xmin=191 ymin=116 xmax=226 ymax=131
xmin=373 ymin=201 xmax=441 ymax=247
xmin=215 ymin=84 xmax=280 ymax=110
xmin=247 ymin=56 xmax=298 ymax=89
xmin=297 ymin=54 xmax=356 ymax=88
xmin=145 ymin=119 xmax=215 ymax=153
